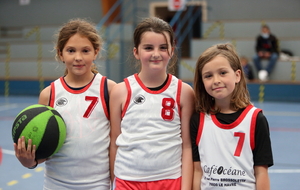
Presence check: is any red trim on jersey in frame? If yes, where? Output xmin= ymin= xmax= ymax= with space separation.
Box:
xmin=122 ymin=78 xmax=132 ymax=118
xmin=49 ymin=82 xmax=56 ymax=107
xmin=100 ymin=76 xmax=109 ymax=120
xmin=196 ymin=112 xmax=205 ymax=145
xmin=59 ymin=77 xmax=93 ymax=94
xmin=250 ymin=108 xmax=262 ymax=150
xmin=211 ymin=104 xmax=254 ymax=129
xmin=176 ymin=80 xmax=182 ymax=116
xmin=133 ymin=73 xmax=172 ymax=94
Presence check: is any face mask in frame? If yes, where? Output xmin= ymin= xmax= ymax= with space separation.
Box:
xmin=261 ymin=33 xmax=270 ymax=39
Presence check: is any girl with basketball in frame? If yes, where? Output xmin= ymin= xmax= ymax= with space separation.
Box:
xmin=14 ymin=18 xmax=116 ymax=189
xmin=191 ymin=43 xmax=273 ymax=190
xmin=109 ymin=17 xmax=194 ymax=190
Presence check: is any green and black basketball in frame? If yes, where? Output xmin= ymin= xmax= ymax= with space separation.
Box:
xmin=12 ymin=104 xmax=67 ymax=159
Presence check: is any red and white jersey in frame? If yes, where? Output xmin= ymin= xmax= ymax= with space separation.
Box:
xmin=115 ymin=73 xmax=183 ymax=181
xmin=44 ymin=73 xmax=110 ymax=190
xmin=196 ymin=105 xmax=261 ymax=190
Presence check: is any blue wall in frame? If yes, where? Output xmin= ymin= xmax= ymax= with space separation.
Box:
xmin=247 ymin=83 xmax=300 ymax=102
xmin=0 ymin=80 xmax=52 ymax=96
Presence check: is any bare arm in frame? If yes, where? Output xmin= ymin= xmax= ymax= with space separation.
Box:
xmin=38 ymin=85 xmax=51 ymax=105
xmin=255 ymin=165 xmax=270 ymax=190
xmin=109 ymin=82 xmax=126 ymax=182
xmin=193 ymin=161 xmax=202 ymax=190
xmin=107 ymin=79 xmax=117 ymax=94
xmin=180 ymin=82 xmax=195 ymax=190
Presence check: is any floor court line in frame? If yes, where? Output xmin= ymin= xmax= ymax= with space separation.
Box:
xmin=2 ymin=149 xmax=14 ymax=155
xmin=271 ymin=127 xmax=300 ymax=132
xmin=0 ymin=104 xmax=18 ymax=111
xmin=269 ymin=169 xmax=300 ymax=173
xmin=264 ymin=111 xmax=300 ymax=116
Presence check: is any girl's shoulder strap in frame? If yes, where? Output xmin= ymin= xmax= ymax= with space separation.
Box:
xmin=103 ymin=76 xmax=109 ymax=112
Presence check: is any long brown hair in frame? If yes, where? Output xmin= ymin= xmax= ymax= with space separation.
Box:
xmin=55 ymin=18 xmax=102 ymax=75
xmin=194 ymin=43 xmax=250 ymax=114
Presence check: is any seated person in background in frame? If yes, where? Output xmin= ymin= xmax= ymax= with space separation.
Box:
xmin=253 ymin=24 xmax=279 ymax=81
xmin=240 ymin=56 xmax=254 ymax=81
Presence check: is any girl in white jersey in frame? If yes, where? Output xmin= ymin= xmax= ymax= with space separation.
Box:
xmin=191 ymin=43 xmax=273 ymax=190
xmin=109 ymin=17 xmax=194 ymax=190
xmin=14 ymin=18 xmax=116 ymax=189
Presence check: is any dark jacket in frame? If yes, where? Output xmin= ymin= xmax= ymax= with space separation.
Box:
xmin=255 ymin=34 xmax=279 ymax=54
xmin=243 ymin=64 xmax=254 ymax=80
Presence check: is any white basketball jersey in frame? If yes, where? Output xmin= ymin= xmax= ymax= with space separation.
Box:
xmin=196 ymin=105 xmax=261 ymax=190
xmin=44 ymin=73 xmax=110 ymax=190
xmin=115 ymin=73 xmax=183 ymax=181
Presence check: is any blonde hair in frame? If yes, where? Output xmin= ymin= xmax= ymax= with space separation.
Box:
xmin=193 ymin=43 xmax=251 ymax=114
xmin=55 ymin=18 xmax=102 ymax=75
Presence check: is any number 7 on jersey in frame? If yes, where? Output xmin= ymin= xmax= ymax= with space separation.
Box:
xmin=234 ymin=132 xmax=245 ymax=157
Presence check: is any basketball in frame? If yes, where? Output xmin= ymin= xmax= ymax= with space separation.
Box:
xmin=12 ymin=104 xmax=67 ymax=160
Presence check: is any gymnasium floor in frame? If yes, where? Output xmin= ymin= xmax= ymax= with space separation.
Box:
xmin=0 ymin=95 xmax=300 ymax=190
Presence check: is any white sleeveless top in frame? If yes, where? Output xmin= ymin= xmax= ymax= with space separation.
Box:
xmin=114 ymin=74 xmax=183 ymax=181
xmin=44 ymin=73 xmax=110 ymax=190
xmin=196 ymin=105 xmax=261 ymax=190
